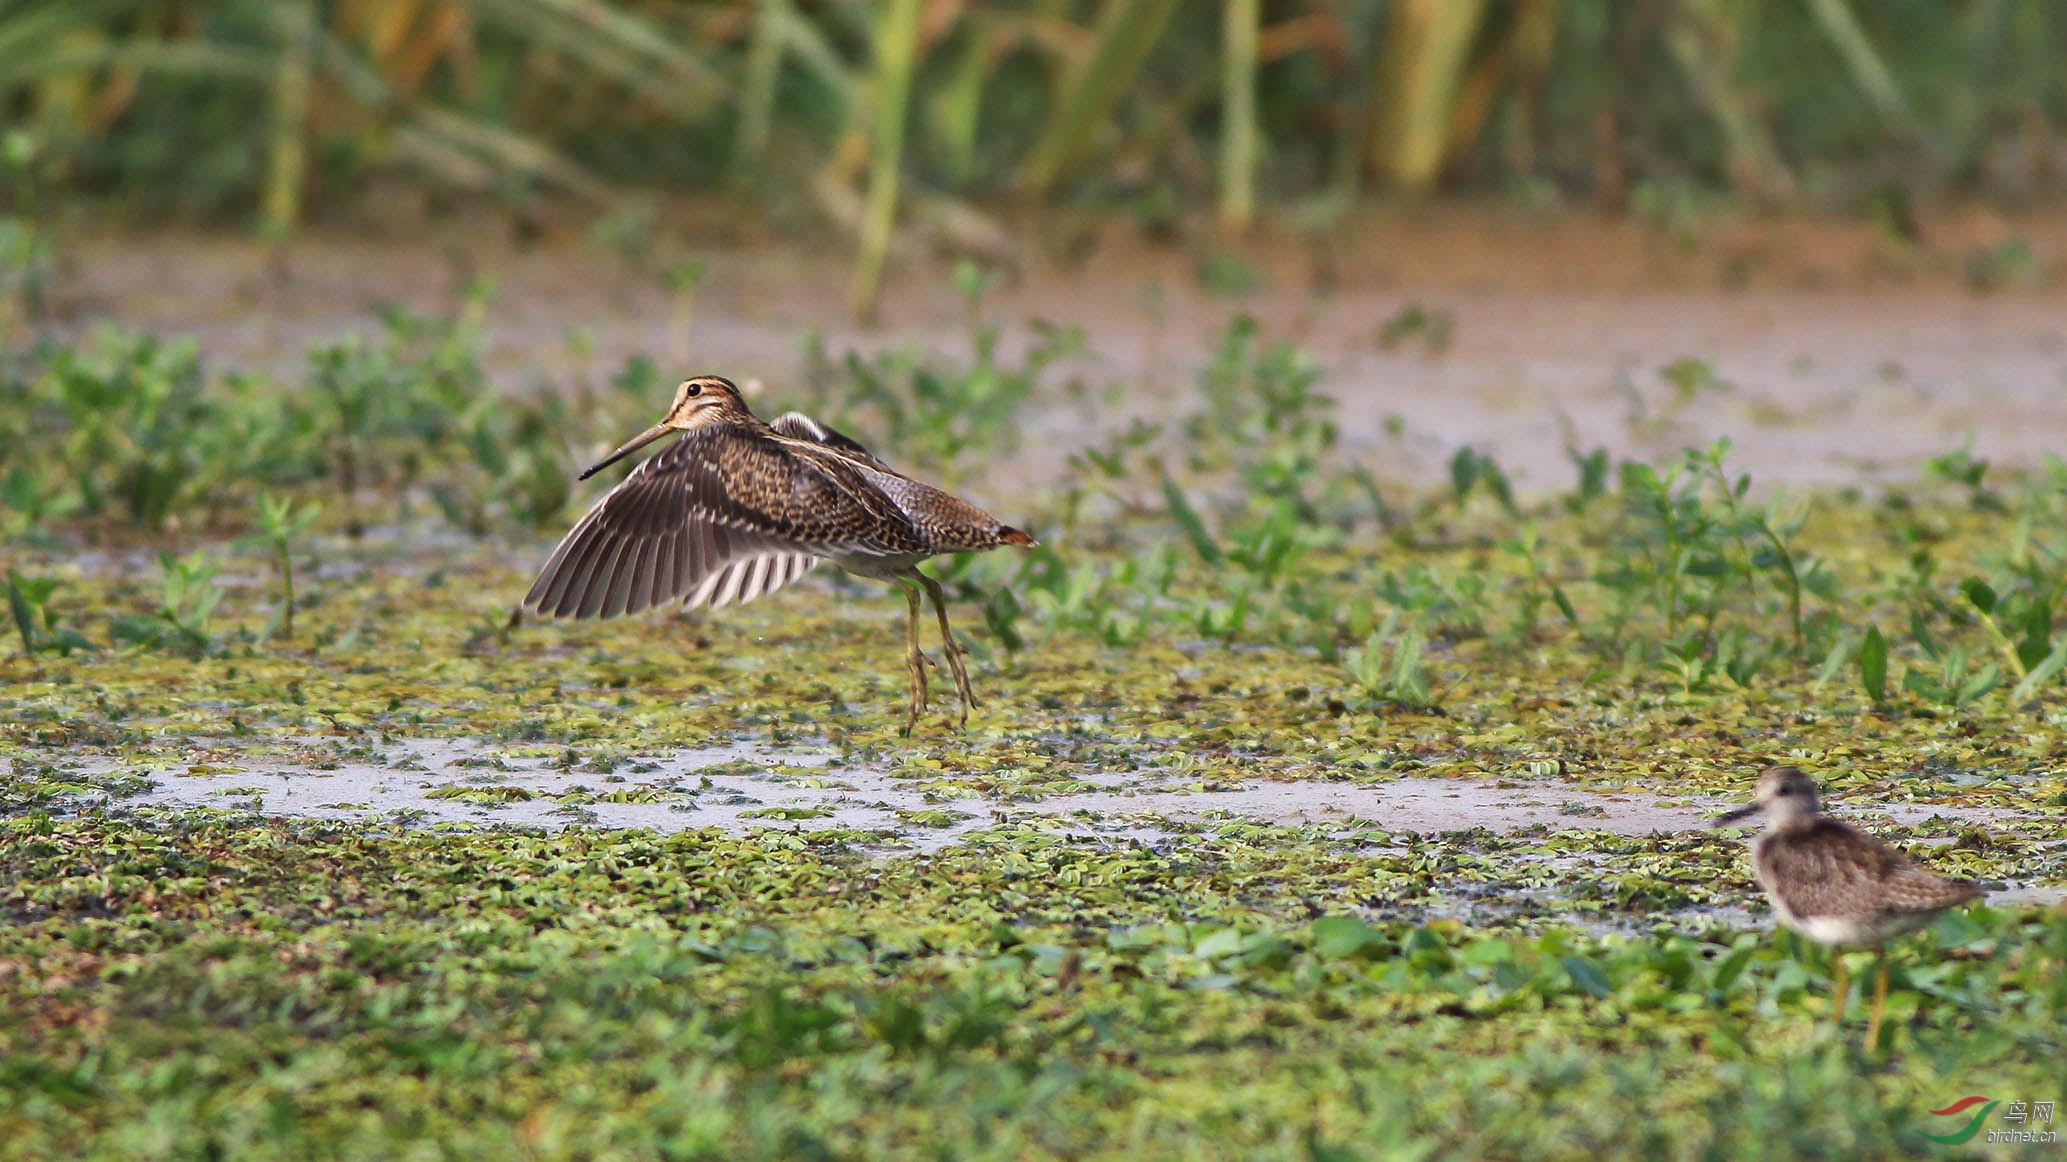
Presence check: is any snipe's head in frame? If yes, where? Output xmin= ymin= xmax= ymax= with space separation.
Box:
xmin=580 ymin=376 xmax=755 ymax=480
xmin=1711 ymin=765 xmax=1824 ymax=830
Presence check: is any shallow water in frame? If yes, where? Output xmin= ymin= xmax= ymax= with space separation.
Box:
xmin=35 ymin=739 xmax=2058 ymax=939
xmin=44 ymin=738 xmax=2045 ymax=854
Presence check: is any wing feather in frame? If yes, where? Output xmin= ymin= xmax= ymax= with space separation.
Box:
xmin=770 ymin=411 xmax=893 ymax=470
xmin=523 ymin=424 xmax=916 ymax=620
xmin=712 ymin=558 xmax=747 ymax=608
xmin=649 ymin=529 xmax=677 ymax=607
xmin=1757 ymin=819 xmax=1978 ymax=923
xmin=574 ymin=535 xmax=630 ymax=619
xmin=621 ymin=538 xmax=657 ymax=616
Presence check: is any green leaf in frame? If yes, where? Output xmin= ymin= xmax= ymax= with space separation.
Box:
xmin=1448 ymin=446 xmax=1480 ymax=502
xmin=1958 ymin=576 xmax=1997 ymax=615
xmin=1957 ymin=662 xmax=2000 ymax=704
xmin=1801 ymin=562 xmax=1839 ymax=600
xmin=982 ymin=588 xmax=1024 ymax=654
xmin=1561 ymin=955 xmax=1612 ymax=998
xmin=46 ymin=628 xmax=92 ymax=655
xmin=2011 ymin=641 xmax=2067 ymax=702
xmin=1190 ymin=926 xmax=1244 ymax=960
xmin=1941 ymin=647 xmax=1969 ymax=694
xmin=1390 ymin=629 xmax=1428 ymax=705
xmin=1566 ymin=446 xmax=1609 ymax=507
xmin=1158 ymin=472 xmax=1222 ymax=566
xmin=1859 ymin=625 xmax=1887 ymax=702
xmin=7 ymin=572 xmax=41 ymax=654
xmin=1910 ymin=608 xmax=1941 ymax=660
xmin=1618 ymin=461 xmax=1662 ymax=499
xmin=1902 ymin=668 xmax=1948 ymax=702
xmin=1814 ymin=632 xmax=1856 ymax=690
xmin=1710 ymin=945 xmax=1754 ymax=994
xmin=1311 ymin=916 xmax=1385 ymax=959
xmin=6 ymin=571 xmax=57 ymax=606
xmin=1481 ymin=456 xmax=1516 ymax=516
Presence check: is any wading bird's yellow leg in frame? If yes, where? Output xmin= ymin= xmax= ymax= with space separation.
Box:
xmin=1865 ymin=952 xmax=1890 ymax=1051
xmin=917 ymin=573 xmax=975 ymax=727
xmin=1828 ymin=952 xmax=1848 ymax=1033
xmin=900 ymin=582 xmax=928 ymax=734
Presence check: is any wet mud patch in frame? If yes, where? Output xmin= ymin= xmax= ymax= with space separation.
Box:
xmin=24 ymin=736 xmax=2054 ymax=855
xmin=15 ymin=731 xmax=2056 ymax=945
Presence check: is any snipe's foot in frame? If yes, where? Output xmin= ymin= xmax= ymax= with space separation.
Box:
xmin=917 ymin=574 xmax=977 ymax=730
xmin=901 ymin=583 xmax=929 ymax=735
xmin=902 ymin=652 xmax=931 ymax=735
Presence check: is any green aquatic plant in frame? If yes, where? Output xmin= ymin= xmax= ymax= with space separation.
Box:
xmin=1500 ymin=523 xmax=1577 ymax=643
xmin=1902 ymin=642 xmax=2001 ymax=709
xmin=1858 ymin=622 xmax=1890 ymax=703
xmin=1343 ymin=610 xmax=1434 ymax=708
xmin=1564 ymin=444 xmax=1613 ymax=513
xmin=5 ymin=570 xmax=90 ymax=658
xmin=1449 ymin=444 xmax=1518 ymax=517
xmin=1376 ymin=301 xmax=1456 ymax=354
xmin=110 ymin=549 xmax=226 ymax=658
xmin=13 ymin=328 xmax=221 ymax=528
xmin=1189 ymin=318 xmax=1338 ymax=513
xmin=235 ymin=492 xmax=322 ymax=641
xmin=801 ymin=312 xmax=1082 ymax=484
xmin=0 ymin=810 xmax=2052 ymax=1162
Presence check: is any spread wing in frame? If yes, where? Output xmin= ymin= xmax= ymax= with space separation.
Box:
xmin=522 ymin=424 xmax=924 ymax=620
xmin=1759 ymin=820 xmax=1980 ymax=922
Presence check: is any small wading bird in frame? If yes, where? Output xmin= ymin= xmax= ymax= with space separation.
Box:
xmin=518 ymin=376 xmax=1035 ymax=731
xmin=1713 ymin=765 xmax=1983 ymax=1047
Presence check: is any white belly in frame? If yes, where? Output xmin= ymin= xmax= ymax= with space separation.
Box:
xmin=1775 ymin=910 xmax=1934 ymax=948
xmin=829 ymin=552 xmax=930 ymax=581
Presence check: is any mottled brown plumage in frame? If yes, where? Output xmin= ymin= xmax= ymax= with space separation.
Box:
xmin=1713 ymin=765 xmax=1983 ymax=1046
xmin=521 ymin=376 xmax=1036 ymax=730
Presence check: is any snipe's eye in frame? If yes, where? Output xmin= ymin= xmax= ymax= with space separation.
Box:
xmin=1775 ymin=784 xmax=1793 ymax=795
xmin=685 ymin=382 xmax=704 ymax=397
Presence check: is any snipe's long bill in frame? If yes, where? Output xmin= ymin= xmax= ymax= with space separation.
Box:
xmin=1712 ymin=765 xmax=1983 ymax=1048
xmin=518 ymin=376 xmax=1036 ymax=732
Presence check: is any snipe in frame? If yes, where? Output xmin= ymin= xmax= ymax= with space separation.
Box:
xmin=519 ymin=376 xmax=1035 ymax=731
xmin=1713 ymin=765 xmax=1983 ymax=1047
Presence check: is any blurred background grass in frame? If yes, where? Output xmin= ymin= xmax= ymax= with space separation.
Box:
xmin=2 ymin=0 xmax=2065 ymax=316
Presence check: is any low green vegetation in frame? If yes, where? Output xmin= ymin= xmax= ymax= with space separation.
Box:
xmin=2 ymin=298 xmax=2065 ymax=1160
xmin=1 ymin=819 xmax=2060 ymax=1161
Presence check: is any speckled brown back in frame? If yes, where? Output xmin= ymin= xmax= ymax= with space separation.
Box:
xmin=1755 ymin=817 xmax=1982 ymax=923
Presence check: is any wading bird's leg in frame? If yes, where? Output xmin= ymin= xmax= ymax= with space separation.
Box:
xmin=900 ymin=580 xmax=929 ymax=734
xmin=1864 ymin=952 xmax=1890 ymax=1050
xmin=917 ymin=573 xmax=975 ymax=727
xmin=1828 ymin=952 xmax=1848 ymax=1033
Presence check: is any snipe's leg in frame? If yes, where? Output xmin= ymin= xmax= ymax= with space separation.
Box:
xmin=899 ymin=581 xmax=929 ymax=734
xmin=1864 ymin=951 xmax=1890 ymax=1050
xmin=916 ymin=573 xmax=975 ymax=727
xmin=1828 ymin=951 xmax=1849 ymax=1033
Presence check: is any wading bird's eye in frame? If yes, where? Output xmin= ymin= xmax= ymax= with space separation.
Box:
xmin=686 ymin=382 xmax=703 ymax=397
